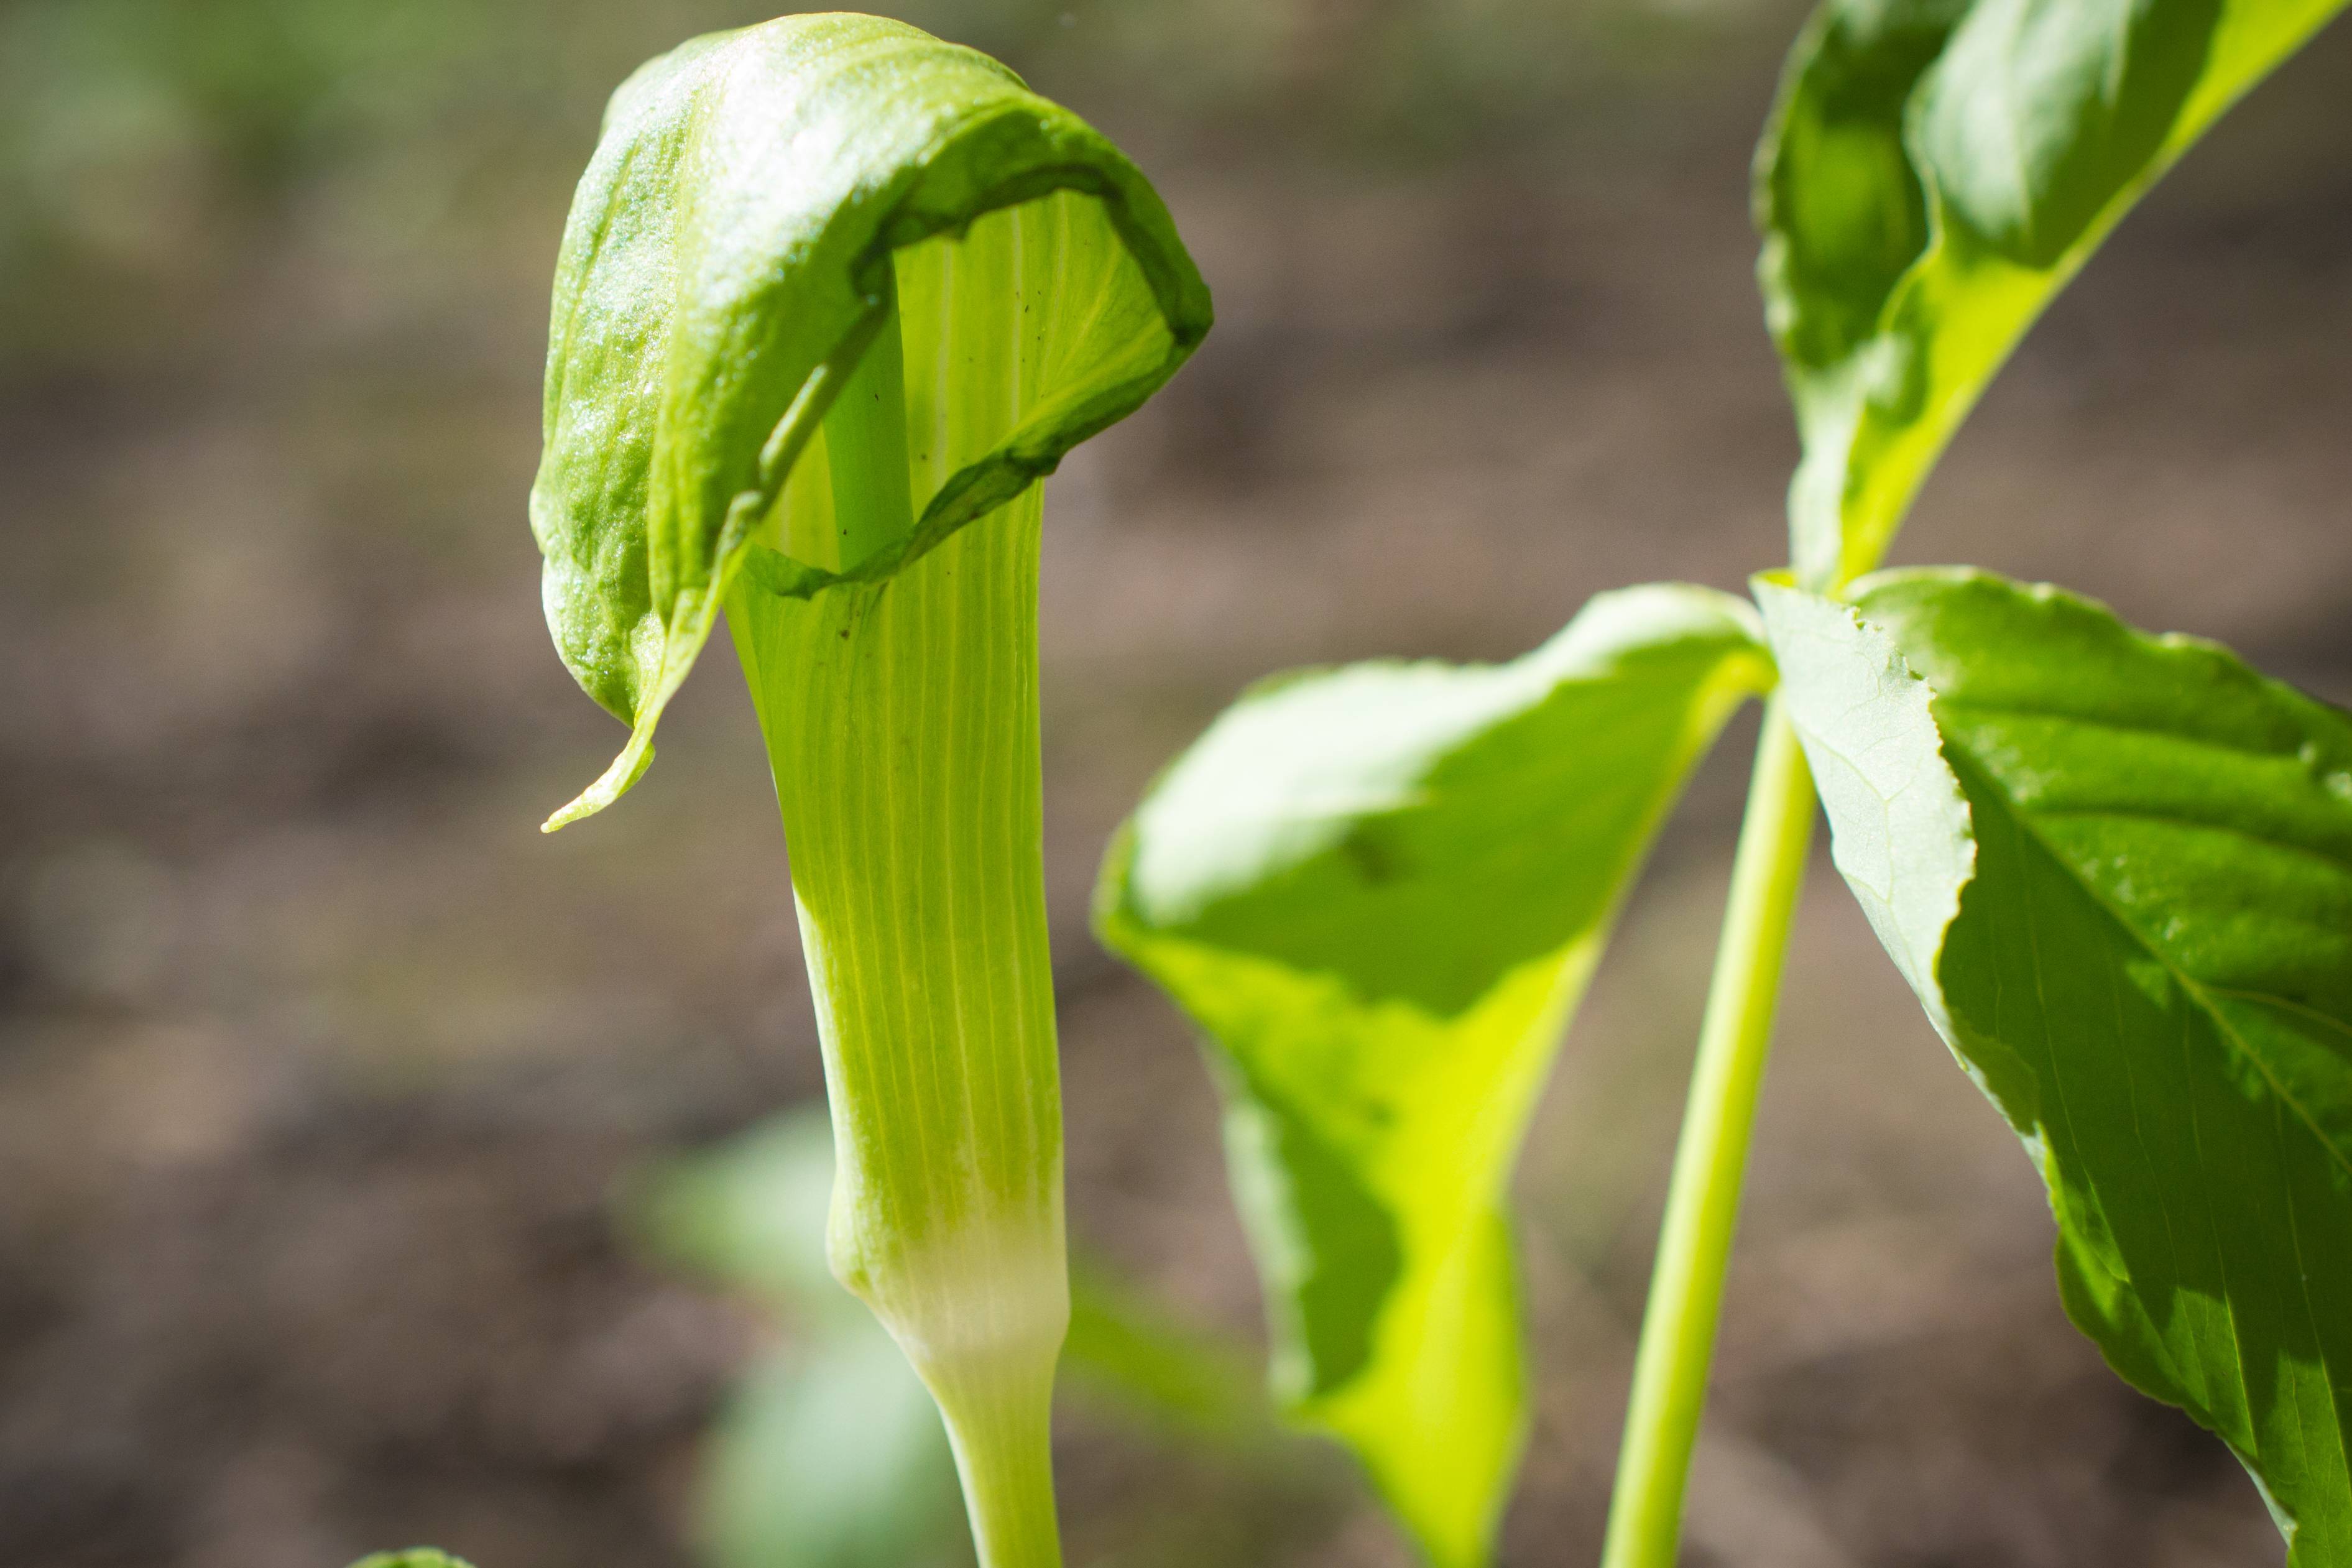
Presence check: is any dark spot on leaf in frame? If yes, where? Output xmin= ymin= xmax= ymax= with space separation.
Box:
xmin=1340 ymin=829 xmax=1404 ymax=885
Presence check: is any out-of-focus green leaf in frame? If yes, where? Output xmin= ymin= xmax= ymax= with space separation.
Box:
xmin=346 ymin=1552 xmax=476 ymax=1568
xmin=703 ymin=1332 xmax=970 ymax=1568
xmin=1063 ymin=1262 xmax=1269 ymax=1446
xmin=1095 ymin=585 xmax=1773 ymax=1568
xmin=531 ymin=12 xmax=1209 ymax=828
xmin=627 ymin=1109 xmax=968 ymax=1568
xmin=624 ymin=1105 xmax=1280 ymax=1568
xmin=1757 ymin=0 xmax=2347 ymax=589
xmin=625 ymin=1104 xmax=846 ymax=1318
xmin=1758 ymin=568 xmax=2352 ymax=1564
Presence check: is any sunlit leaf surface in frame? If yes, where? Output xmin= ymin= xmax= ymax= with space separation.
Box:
xmin=1758 ymin=0 xmax=2348 ymax=588
xmin=1098 ymin=585 xmax=1773 ymax=1567
xmin=1761 ymin=569 xmax=2352 ymax=1564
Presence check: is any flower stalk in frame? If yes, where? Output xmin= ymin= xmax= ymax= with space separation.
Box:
xmin=1600 ymin=699 xmax=1814 ymax=1568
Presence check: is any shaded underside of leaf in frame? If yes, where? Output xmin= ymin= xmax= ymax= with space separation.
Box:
xmin=1760 ymin=569 xmax=2352 ymax=1564
xmin=1098 ymin=584 xmax=1773 ymax=1568
xmin=1758 ymin=0 xmax=2348 ymax=588
xmin=531 ymin=13 xmax=1210 ymax=826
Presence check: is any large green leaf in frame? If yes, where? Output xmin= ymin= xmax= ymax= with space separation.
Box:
xmin=1758 ymin=568 xmax=2352 ymax=1563
xmin=531 ymin=13 xmax=1209 ymax=827
xmin=1095 ymin=585 xmax=1773 ymax=1567
xmin=1758 ymin=0 xmax=2346 ymax=588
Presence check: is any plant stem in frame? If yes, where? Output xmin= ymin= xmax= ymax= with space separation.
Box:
xmin=1599 ymin=698 xmax=1814 ymax=1568
xmin=938 ymin=1368 xmax=1063 ymax=1568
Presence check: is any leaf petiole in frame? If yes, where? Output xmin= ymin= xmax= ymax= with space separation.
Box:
xmin=1600 ymin=698 xmax=1814 ymax=1568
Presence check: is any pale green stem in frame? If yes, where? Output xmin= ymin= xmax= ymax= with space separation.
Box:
xmin=937 ymin=1358 xmax=1063 ymax=1568
xmin=728 ymin=295 xmax=1067 ymax=1568
xmin=1600 ymin=698 xmax=1815 ymax=1568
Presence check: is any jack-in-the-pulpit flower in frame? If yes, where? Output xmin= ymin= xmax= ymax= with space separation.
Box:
xmin=529 ymin=17 xmax=1209 ymax=1566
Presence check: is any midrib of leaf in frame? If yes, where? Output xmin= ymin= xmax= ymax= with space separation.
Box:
xmin=2212 ymin=989 xmax=2352 ymax=1049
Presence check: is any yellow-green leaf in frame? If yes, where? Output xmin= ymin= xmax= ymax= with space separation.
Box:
xmin=1097 ymin=585 xmax=1773 ymax=1567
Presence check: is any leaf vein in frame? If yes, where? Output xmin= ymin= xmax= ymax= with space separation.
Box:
xmin=1957 ymin=751 xmax=2352 ymax=1188
xmin=2026 ymin=805 xmax=2352 ymax=886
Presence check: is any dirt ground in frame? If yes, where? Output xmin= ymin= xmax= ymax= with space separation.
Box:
xmin=3 ymin=4 xmax=2349 ymax=1566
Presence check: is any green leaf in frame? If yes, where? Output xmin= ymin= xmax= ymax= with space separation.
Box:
xmin=1063 ymin=1261 xmax=1272 ymax=1446
xmin=620 ymin=1110 xmax=966 ymax=1568
xmin=1756 ymin=568 xmax=2352 ymax=1564
xmin=346 ymin=1553 xmax=476 ymax=1568
xmin=621 ymin=1104 xmax=855 ymax=1320
xmin=703 ymin=1336 xmax=970 ymax=1568
xmin=622 ymin=1104 xmax=1281 ymax=1568
xmin=1757 ymin=0 xmax=2347 ymax=589
xmin=532 ymin=13 xmax=1209 ymax=828
xmin=1096 ymin=585 xmax=1773 ymax=1568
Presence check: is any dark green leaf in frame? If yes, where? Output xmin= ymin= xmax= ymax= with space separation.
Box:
xmin=1758 ymin=0 xmax=2346 ymax=588
xmin=1097 ymin=584 xmax=1773 ymax=1568
xmin=1758 ymin=568 xmax=2352 ymax=1564
xmin=532 ymin=14 xmax=1209 ymax=826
